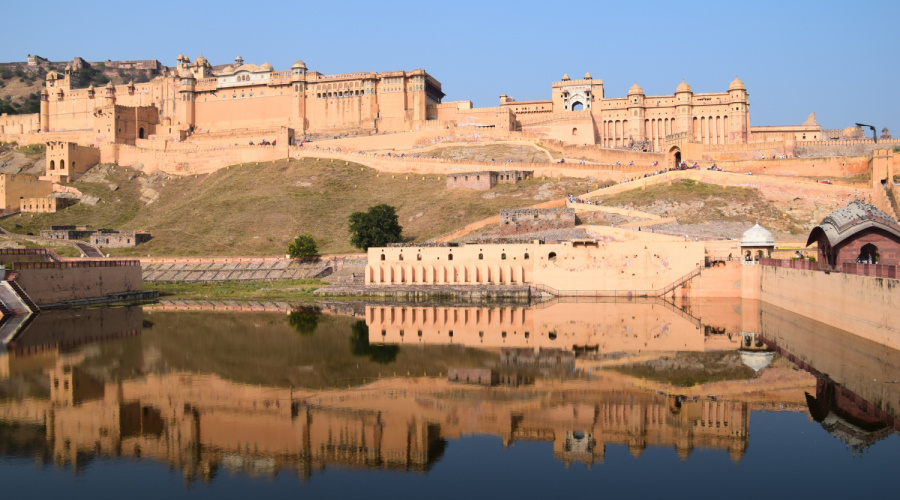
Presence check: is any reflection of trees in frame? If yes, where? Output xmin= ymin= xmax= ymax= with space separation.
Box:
xmin=288 ymin=307 xmax=321 ymax=336
xmin=350 ymin=320 xmax=399 ymax=364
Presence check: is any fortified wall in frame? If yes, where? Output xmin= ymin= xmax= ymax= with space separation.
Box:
xmin=499 ymin=208 xmax=575 ymax=236
xmin=9 ymin=260 xmax=143 ymax=306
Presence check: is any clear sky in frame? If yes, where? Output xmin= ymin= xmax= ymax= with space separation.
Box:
xmin=4 ymin=0 xmax=897 ymax=132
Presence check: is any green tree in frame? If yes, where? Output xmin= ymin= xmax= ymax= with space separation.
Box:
xmin=348 ymin=204 xmax=403 ymax=250
xmin=287 ymin=306 xmax=321 ymax=335
xmin=287 ymin=233 xmax=318 ymax=260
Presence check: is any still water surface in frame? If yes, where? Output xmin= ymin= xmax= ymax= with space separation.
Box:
xmin=1 ymin=299 xmax=898 ymax=499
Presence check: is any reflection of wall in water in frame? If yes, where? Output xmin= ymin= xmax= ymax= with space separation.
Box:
xmin=8 ymin=306 xmax=143 ymax=354
xmin=366 ymin=302 xmax=742 ymax=352
xmin=757 ymin=300 xmax=900 ymax=427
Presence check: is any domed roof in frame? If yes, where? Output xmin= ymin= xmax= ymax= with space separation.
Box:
xmin=220 ymin=65 xmax=235 ymax=74
xmin=258 ymin=61 xmax=274 ymax=72
xmin=741 ymin=223 xmax=775 ymax=247
xmin=194 ymin=54 xmax=209 ymax=67
xmin=806 ymin=200 xmax=900 ymax=248
xmin=675 ymin=80 xmax=692 ymax=93
xmin=88 ymin=84 xmax=95 ymax=90
xmin=106 ymin=81 xmax=114 ymax=88
xmin=729 ymin=77 xmax=745 ymax=91
xmin=177 ymin=53 xmax=185 ymax=62
xmin=584 ymin=72 xmax=592 ymax=80
xmin=562 ymin=73 xmax=570 ymax=81
xmin=234 ymin=64 xmax=258 ymax=73
xmin=740 ymin=350 xmax=774 ymax=373
xmin=292 ymin=59 xmax=307 ymax=69
xmin=628 ymin=82 xmax=644 ymax=95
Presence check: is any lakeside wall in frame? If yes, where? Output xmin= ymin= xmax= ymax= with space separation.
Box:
xmin=751 ymin=265 xmax=900 ymax=351
xmin=10 ymin=260 xmax=143 ymax=306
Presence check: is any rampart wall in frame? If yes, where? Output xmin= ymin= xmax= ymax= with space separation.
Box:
xmin=0 ymin=113 xmax=40 ymax=136
xmin=537 ymin=140 xmax=665 ymax=165
xmin=499 ymin=208 xmax=575 ymax=236
xmin=795 ymin=139 xmax=900 ymax=158
xmin=10 ymin=260 xmax=143 ymax=305
xmin=714 ymin=155 xmax=870 ymax=177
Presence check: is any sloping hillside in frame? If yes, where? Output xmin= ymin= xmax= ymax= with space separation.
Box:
xmin=0 ymin=158 xmax=585 ymax=256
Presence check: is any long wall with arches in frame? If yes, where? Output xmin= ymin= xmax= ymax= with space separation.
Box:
xmin=365 ymin=240 xmax=710 ymax=294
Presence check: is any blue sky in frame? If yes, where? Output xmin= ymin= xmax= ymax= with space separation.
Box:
xmin=4 ymin=0 xmax=897 ymax=132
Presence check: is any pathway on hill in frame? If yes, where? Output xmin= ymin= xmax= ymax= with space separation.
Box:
xmin=74 ymin=242 xmax=105 ymax=258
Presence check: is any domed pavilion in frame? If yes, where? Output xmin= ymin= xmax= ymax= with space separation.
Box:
xmin=740 ymin=223 xmax=775 ymax=263
xmin=806 ymin=200 xmax=900 ymax=268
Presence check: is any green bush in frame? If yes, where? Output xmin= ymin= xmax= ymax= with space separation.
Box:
xmin=287 ymin=233 xmax=318 ymax=260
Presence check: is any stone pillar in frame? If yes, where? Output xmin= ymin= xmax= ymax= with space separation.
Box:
xmin=39 ymin=90 xmax=50 ymax=132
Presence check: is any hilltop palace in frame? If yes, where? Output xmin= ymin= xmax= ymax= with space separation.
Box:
xmin=0 ymin=53 xmax=896 ymax=182
xmin=1 ymin=55 xmax=836 ymax=150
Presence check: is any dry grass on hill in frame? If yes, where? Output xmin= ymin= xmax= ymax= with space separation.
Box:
xmin=0 ymin=158 xmax=587 ymax=256
xmin=591 ymin=179 xmax=806 ymax=235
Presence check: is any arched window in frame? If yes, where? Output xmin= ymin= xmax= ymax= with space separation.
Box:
xmin=399 ymin=254 xmax=404 ymax=261
xmin=524 ymin=253 xmax=530 ymax=260
xmin=49 ymin=160 xmax=55 ymax=170
xmin=501 ymin=253 xmax=507 ymax=260
xmin=416 ymin=254 xmax=422 ymax=261
xmin=859 ymin=243 xmax=879 ymax=264
xmin=479 ymin=253 xmax=483 ymax=260
xmin=380 ymin=254 xmax=385 ymax=261
xmin=448 ymin=254 xmax=453 ymax=261
xmin=572 ymin=127 xmax=578 ymax=135
xmin=548 ymin=252 xmax=557 ymax=261
xmin=138 ymin=127 xmax=144 ymax=139
xmin=59 ymin=159 xmax=65 ymax=170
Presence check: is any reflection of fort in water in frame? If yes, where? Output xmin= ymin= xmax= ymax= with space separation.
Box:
xmin=365 ymin=300 xmax=742 ymax=353
xmin=0 ymin=300 xmax=897 ymax=481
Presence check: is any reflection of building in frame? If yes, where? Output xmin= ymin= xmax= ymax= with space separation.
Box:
xmin=806 ymin=377 xmax=897 ymax=453
xmin=738 ymin=332 xmax=775 ymax=373
xmin=0 ymin=367 xmax=785 ymax=476
xmin=365 ymin=301 xmax=740 ymax=353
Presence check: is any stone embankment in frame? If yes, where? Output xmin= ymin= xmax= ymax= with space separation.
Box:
xmin=142 ymin=255 xmax=366 ymax=283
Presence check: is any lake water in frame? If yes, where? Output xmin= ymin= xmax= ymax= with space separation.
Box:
xmin=1 ymin=298 xmax=898 ymax=499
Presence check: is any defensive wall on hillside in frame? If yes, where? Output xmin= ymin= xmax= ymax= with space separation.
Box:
xmin=795 ymin=139 xmax=900 ymax=158
xmin=499 ymin=208 xmax=576 ymax=236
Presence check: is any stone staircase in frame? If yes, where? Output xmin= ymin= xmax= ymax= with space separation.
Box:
xmin=0 ymin=276 xmax=38 ymax=345
xmin=142 ymin=259 xmax=335 ymax=282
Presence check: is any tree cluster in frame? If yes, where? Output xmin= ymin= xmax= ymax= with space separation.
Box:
xmin=348 ymin=204 xmax=403 ymax=250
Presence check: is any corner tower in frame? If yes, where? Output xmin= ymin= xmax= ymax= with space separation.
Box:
xmin=727 ymin=77 xmax=749 ymax=144
xmin=626 ymin=82 xmax=645 ymax=142
xmin=674 ymin=80 xmax=693 ymax=140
